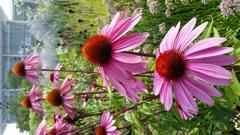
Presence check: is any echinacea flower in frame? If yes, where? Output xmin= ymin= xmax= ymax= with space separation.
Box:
xmin=46 ymin=75 xmax=76 ymax=118
xmin=12 ymin=52 xmax=40 ymax=84
xmin=175 ymin=100 xmax=197 ymax=120
xmin=82 ymin=9 xmax=149 ymax=102
xmin=96 ymin=112 xmax=120 ymax=135
xmin=153 ymin=18 xmax=236 ymax=116
xmin=35 ymin=119 xmax=48 ymax=135
xmin=21 ymin=85 xmax=44 ymax=116
xmin=49 ymin=63 xmax=62 ymax=87
xmin=47 ymin=115 xmax=73 ymax=135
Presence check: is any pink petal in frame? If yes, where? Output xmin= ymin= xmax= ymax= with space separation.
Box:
xmin=180 ymin=22 xmax=208 ymax=52
xmin=110 ymin=9 xmax=142 ymax=42
xmin=153 ymin=71 xmax=165 ymax=96
xmin=175 ymin=18 xmax=196 ymax=51
xmin=112 ymin=52 xmax=143 ymax=63
xmin=112 ymin=32 xmax=149 ymax=52
xmin=174 ymin=80 xmax=198 ymax=112
xmin=185 ymin=46 xmax=233 ymax=60
xmin=188 ymin=69 xmax=231 ymax=86
xmin=184 ymin=76 xmax=222 ymax=97
xmin=182 ymin=77 xmax=214 ymax=105
xmin=189 ymin=55 xmax=236 ymax=66
xmin=185 ymin=37 xmax=227 ymax=56
xmin=187 ymin=62 xmax=232 ymax=79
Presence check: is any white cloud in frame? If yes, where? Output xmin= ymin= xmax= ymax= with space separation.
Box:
xmin=3 ymin=123 xmax=29 ymax=135
xmin=0 ymin=0 xmax=13 ymax=20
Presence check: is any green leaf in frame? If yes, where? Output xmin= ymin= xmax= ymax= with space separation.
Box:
xmin=213 ymin=27 xmax=220 ymax=37
xmin=230 ymin=71 xmax=240 ymax=96
xmin=131 ymin=112 xmax=144 ymax=129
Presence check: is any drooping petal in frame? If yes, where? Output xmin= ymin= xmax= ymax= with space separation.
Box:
xmin=184 ymin=76 xmax=222 ymax=97
xmin=153 ymin=71 xmax=165 ymax=96
xmin=182 ymin=76 xmax=214 ymax=105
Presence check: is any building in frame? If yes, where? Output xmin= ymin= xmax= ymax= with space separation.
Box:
xmin=0 ymin=1 xmax=38 ymax=134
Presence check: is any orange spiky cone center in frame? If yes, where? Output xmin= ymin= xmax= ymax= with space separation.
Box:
xmin=176 ymin=100 xmax=181 ymax=109
xmin=156 ymin=50 xmax=186 ymax=80
xmin=96 ymin=126 xmax=106 ymax=135
xmin=12 ymin=61 xmax=26 ymax=77
xmin=49 ymin=72 xmax=54 ymax=82
xmin=46 ymin=89 xmax=62 ymax=106
xmin=82 ymin=35 xmax=112 ymax=65
xmin=48 ymin=128 xmax=56 ymax=135
xmin=21 ymin=96 xmax=32 ymax=108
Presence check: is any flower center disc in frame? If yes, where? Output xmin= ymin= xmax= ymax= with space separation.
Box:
xmin=46 ymin=89 xmax=62 ymax=106
xmin=21 ymin=96 xmax=32 ymax=108
xmin=48 ymin=128 xmax=56 ymax=135
xmin=12 ymin=61 xmax=25 ymax=77
xmin=96 ymin=126 xmax=106 ymax=135
xmin=156 ymin=50 xmax=186 ymax=80
xmin=82 ymin=35 xmax=112 ymax=65
xmin=176 ymin=100 xmax=181 ymax=109
xmin=49 ymin=72 xmax=54 ymax=82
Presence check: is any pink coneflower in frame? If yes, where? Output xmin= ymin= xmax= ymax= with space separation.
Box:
xmin=12 ymin=52 xmax=40 ymax=84
xmin=82 ymin=9 xmax=149 ymax=102
xmin=175 ymin=100 xmax=197 ymax=120
xmin=46 ymin=75 xmax=75 ymax=118
xmin=153 ymin=18 xmax=236 ymax=115
xmin=96 ymin=112 xmax=120 ymax=135
xmin=35 ymin=119 xmax=48 ymax=135
xmin=47 ymin=115 xmax=73 ymax=135
xmin=21 ymin=85 xmax=44 ymax=116
xmin=49 ymin=63 xmax=62 ymax=87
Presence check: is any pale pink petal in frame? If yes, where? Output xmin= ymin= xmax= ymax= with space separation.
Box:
xmin=112 ymin=32 xmax=149 ymax=52
xmin=109 ymin=9 xmax=142 ymax=42
xmin=185 ymin=37 xmax=227 ymax=55
xmin=185 ymin=46 xmax=233 ymax=60
xmin=174 ymin=18 xmax=196 ymax=51
xmin=179 ymin=22 xmax=208 ymax=52
xmin=153 ymin=71 xmax=165 ymax=96
xmin=112 ymin=52 xmax=143 ymax=63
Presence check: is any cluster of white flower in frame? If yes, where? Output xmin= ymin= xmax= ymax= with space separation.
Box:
xmin=220 ymin=0 xmax=240 ymax=16
xmin=147 ymin=0 xmax=159 ymax=14
xmin=233 ymin=113 xmax=240 ymax=131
